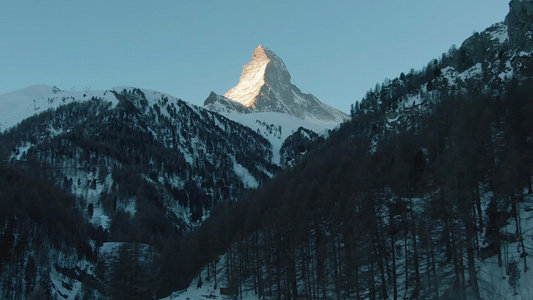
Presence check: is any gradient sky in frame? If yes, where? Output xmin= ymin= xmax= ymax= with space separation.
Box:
xmin=0 ymin=1 xmax=510 ymax=113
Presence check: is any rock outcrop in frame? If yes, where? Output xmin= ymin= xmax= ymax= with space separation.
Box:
xmin=506 ymin=0 xmax=533 ymax=52
xmin=204 ymin=91 xmax=253 ymax=115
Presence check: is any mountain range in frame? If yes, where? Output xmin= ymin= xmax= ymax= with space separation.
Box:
xmin=1 ymin=0 xmax=533 ymax=299
xmin=0 ymin=44 xmax=347 ymax=299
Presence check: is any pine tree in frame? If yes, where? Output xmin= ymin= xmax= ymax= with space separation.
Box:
xmin=507 ymin=259 xmax=520 ymax=295
xmin=24 ymin=255 xmax=36 ymax=296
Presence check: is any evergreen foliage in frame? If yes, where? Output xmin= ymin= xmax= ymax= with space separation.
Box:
xmin=181 ymin=79 xmax=533 ymax=299
xmin=1 ymin=7 xmax=533 ymax=297
xmin=0 ymin=88 xmax=278 ymax=298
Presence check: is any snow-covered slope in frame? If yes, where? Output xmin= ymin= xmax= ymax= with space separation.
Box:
xmin=224 ymin=111 xmax=338 ymax=165
xmin=1 ymin=86 xmax=277 ymax=228
xmin=205 ymin=94 xmax=342 ymax=165
xmin=357 ymin=17 xmax=533 ymax=153
xmin=168 ymin=187 xmax=533 ymax=300
xmin=203 ymin=91 xmax=254 ymax=115
xmin=0 ymin=85 xmax=118 ymax=132
xmin=0 ymin=85 xmax=282 ymax=299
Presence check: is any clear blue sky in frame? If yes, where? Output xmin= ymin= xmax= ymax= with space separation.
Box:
xmin=0 ymin=1 xmax=510 ymax=112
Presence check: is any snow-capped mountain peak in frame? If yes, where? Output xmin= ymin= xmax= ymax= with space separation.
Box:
xmin=208 ymin=45 xmax=349 ymax=123
xmin=224 ymin=45 xmax=288 ymax=108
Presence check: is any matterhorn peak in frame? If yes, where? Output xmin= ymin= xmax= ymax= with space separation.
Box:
xmin=224 ymin=45 xmax=290 ymax=108
xmin=252 ymin=45 xmax=275 ymax=60
xmin=214 ymin=45 xmax=348 ymax=123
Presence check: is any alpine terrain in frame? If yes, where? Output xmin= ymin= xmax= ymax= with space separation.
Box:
xmin=0 ymin=45 xmax=347 ymax=299
xmin=2 ymin=0 xmax=533 ymax=299
xmin=0 ymin=86 xmax=280 ymax=298
xmin=205 ymin=45 xmax=349 ymax=165
xmin=167 ymin=1 xmax=533 ymax=299
xmin=205 ymin=45 xmax=348 ymax=123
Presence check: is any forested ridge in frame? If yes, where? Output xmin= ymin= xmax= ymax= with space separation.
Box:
xmin=176 ymin=4 xmax=533 ymax=297
xmin=178 ymin=9 xmax=533 ymax=296
xmin=183 ymin=78 xmax=533 ymax=300
xmin=4 ymin=80 xmax=533 ymax=299
xmin=0 ymin=88 xmax=278 ymax=299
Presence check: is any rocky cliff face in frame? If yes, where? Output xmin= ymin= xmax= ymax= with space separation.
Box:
xmin=203 ymin=91 xmax=253 ymax=115
xmin=224 ymin=46 xmax=284 ymax=108
xmin=206 ymin=45 xmax=348 ymax=123
xmin=506 ymin=0 xmax=533 ymax=52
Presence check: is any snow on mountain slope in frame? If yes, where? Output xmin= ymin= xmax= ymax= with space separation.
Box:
xmin=0 ymin=85 xmax=118 ymax=132
xmin=223 ymin=111 xmax=339 ymax=165
xmin=0 ymin=85 xmax=282 ymax=299
xmin=205 ymin=90 xmax=342 ymax=165
xmin=167 ymin=189 xmax=533 ymax=300
xmin=204 ymin=91 xmax=254 ymax=115
xmin=0 ymin=84 xmax=211 ymax=133
xmin=477 ymin=190 xmax=533 ymax=299
xmin=162 ymin=252 xmax=259 ymax=300
xmin=1 ymin=83 xmax=333 ymax=166
xmin=1 ymin=85 xmax=277 ymax=228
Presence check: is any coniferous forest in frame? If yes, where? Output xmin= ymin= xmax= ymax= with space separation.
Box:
xmin=3 ymin=81 xmax=533 ymax=299
xmin=0 ymin=89 xmax=278 ymax=299
xmin=181 ymin=79 xmax=533 ymax=299
xmin=1 ymin=1 xmax=533 ymax=299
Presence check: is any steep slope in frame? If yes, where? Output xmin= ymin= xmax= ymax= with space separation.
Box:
xmin=0 ymin=86 xmax=279 ymax=298
xmin=0 ymin=164 xmax=99 ymax=299
xmin=224 ymin=45 xmax=274 ymax=108
xmin=351 ymin=4 xmax=533 ymax=144
xmin=172 ymin=1 xmax=533 ymax=299
xmin=205 ymin=98 xmax=340 ymax=165
xmin=220 ymin=45 xmax=348 ymax=123
xmin=204 ymin=91 xmax=254 ymax=115
xmin=225 ymin=112 xmax=337 ymax=166
xmin=1 ymin=86 xmax=277 ymax=228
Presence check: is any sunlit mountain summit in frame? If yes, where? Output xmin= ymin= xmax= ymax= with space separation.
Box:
xmin=205 ymin=45 xmax=348 ymax=123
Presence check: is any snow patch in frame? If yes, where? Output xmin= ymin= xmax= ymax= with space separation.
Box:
xmin=162 ymin=252 xmax=261 ymax=300
xmin=233 ymin=159 xmax=259 ymax=189
xmin=118 ymin=198 xmax=136 ymax=217
xmin=90 ymin=206 xmax=111 ymax=229
xmin=225 ymin=112 xmax=338 ymax=165
xmin=458 ymin=63 xmax=483 ymax=81
xmin=10 ymin=142 xmax=33 ymax=160
xmin=488 ymin=23 xmax=509 ymax=44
